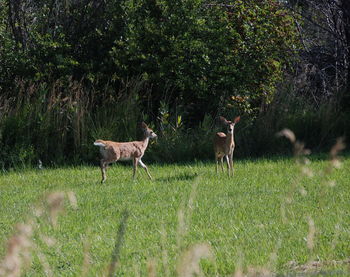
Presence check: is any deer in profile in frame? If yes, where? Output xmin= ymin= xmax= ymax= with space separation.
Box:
xmin=93 ymin=122 xmax=157 ymax=183
xmin=214 ymin=116 xmax=240 ymax=176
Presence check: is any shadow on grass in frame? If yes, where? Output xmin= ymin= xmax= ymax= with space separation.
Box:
xmin=108 ymin=209 xmax=129 ymax=277
xmin=156 ymin=172 xmax=199 ymax=182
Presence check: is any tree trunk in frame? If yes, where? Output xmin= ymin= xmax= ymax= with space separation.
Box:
xmin=7 ymin=0 xmax=26 ymax=48
xmin=341 ymin=0 xmax=350 ymax=109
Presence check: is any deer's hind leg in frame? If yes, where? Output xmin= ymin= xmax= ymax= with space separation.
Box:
xmin=215 ymin=152 xmax=222 ymax=174
xmin=133 ymin=157 xmax=139 ymax=179
xmin=215 ymin=153 xmax=224 ymax=173
xmin=215 ymin=154 xmax=219 ymax=173
xmin=100 ymin=159 xmax=108 ymax=183
xmin=220 ymin=156 xmax=225 ymax=172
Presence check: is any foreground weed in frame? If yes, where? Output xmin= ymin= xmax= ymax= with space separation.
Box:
xmin=277 ymin=129 xmax=348 ymax=275
xmin=0 ymin=192 xmax=77 ymax=276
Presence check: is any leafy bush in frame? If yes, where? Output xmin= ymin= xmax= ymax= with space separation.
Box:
xmin=1 ymin=0 xmax=298 ymax=120
xmin=111 ymin=0 xmax=299 ymax=119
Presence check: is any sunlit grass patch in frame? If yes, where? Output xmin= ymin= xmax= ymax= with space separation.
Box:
xmin=0 ymin=153 xmax=349 ymax=276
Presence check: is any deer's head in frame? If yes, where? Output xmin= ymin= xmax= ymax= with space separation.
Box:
xmin=219 ymin=116 xmax=240 ymax=135
xmin=141 ymin=122 xmax=157 ymax=139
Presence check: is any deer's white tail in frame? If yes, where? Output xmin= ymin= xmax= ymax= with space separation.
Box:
xmin=94 ymin=141 xmax=106 ymax=147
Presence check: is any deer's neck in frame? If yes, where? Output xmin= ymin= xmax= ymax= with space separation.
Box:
xmin=226 ymin=132 xmax=234 ymax=144
xmin=140 ymin=137 xmax=150 ymax=151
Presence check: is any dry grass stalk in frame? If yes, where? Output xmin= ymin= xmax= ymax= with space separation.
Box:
xmin=81 ymin=239 xmax=91 ymax=277
xmin=232 ymin=243 xmax=279 ymax=277
xmin=133 ymin=264 xmax=141 ymax=277
xmin=233 ymin=268 xmax=244 ymax=277
xmin=277 ymin=129 xmax=313 ymax=179
xmin=147 ymin=258 xmax=157 ymax=277
xmin=330 ymin=137 xmax=346 ymax=160
xmin=36 ymin=251 xmax=53 ymax=277
xmin=160 ymin=225 xmax=170 ymax=277
xmin=287 ymin=259 xmax=350 ymax=273
xmin=39 ymin=234 xmax=56 ymax=247
xmin=266 ymin=240 xmax=281 ymax=273
xmin=175 ymin=178 xmax=214 ymax=277
xmin=176 ymin=179 xmax=199 ymax=250
xmin=176 ymin=243 xmax=212 ymax=277
xmin=277 ymin=129 xmax=313 ymax=224
xmin=67 ymin=191 xmax=78 ymax=209
xmin=0 ymin=223 xmax=33 ymax=277
xmin=276 ymin=128 xmax=311 ymax=161
xmin=306 ymin=216 xmax=315 ymax=250
xmin=331 ymin=224 xmax=341 ymax=251
xmin=326 ymin=137 xmax=346 ymax=174
xmin=233 ymin=251 xmax=244 ymax=277
xmin=277 ymin=129 xmax=296 ymax=144
xmin=177 ymin=209 xmax=186 ymax=248
xmin=0 ymin=191 xmax=77 ymax=276
xmin=46 ymin=192 xmax=66 ymax=228
xmin=246 ymin=266 xmax=272 ymax=276
xmin=278 ymin=130 xmax=349 ymax=275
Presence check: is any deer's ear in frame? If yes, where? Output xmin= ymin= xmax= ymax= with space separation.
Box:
xmin=234 ymin=116 xmax=241 ymax=123
xmin=219 ymin=116 xmax=229 ymax=125
xmin=140 ymin=122 xmax=148 ymax=129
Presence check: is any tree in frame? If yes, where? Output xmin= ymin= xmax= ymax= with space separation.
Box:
xmin=111 ymin=0 xmax=298 ymax=120
xmin=286 ymin=0 xmax=350 ymax=108
xmin=0 ymin=0 xmax=299 ymax=120
xmin=1 ymin=0 xmax=125 ymax=83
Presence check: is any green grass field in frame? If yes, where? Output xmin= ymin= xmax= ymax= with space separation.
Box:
xmin=0 ymin=155 xmax=349 ymax=276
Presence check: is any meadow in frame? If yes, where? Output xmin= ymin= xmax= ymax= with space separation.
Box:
xmin=0 ymin=153 xmax=349 ymax=276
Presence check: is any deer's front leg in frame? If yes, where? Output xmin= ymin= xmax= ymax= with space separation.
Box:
xmin=225 ymin=155 xmax=231 ymax=177
xmin=139 ymin=160 xmax=152 ymax=180
xmin=230 ymin=152 xmax=234 ymax=177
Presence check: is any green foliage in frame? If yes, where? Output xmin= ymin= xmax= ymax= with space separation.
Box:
xmin=0 ymin=0 xmax=126 ymax=84
xmin=111 ymin=0 xmax=299 ymax=118
xmin=0 ymin=76 xmax=348 ymax=168
xmin=0 ymin=0 xmax=316 ymax=167
xmin=235 ymin=85 xmax=350 ymax=157
xmin=0 ymin=0 xmax=298 ymax=116
xmin=0 ymin=77 xmax=148 ymax=168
